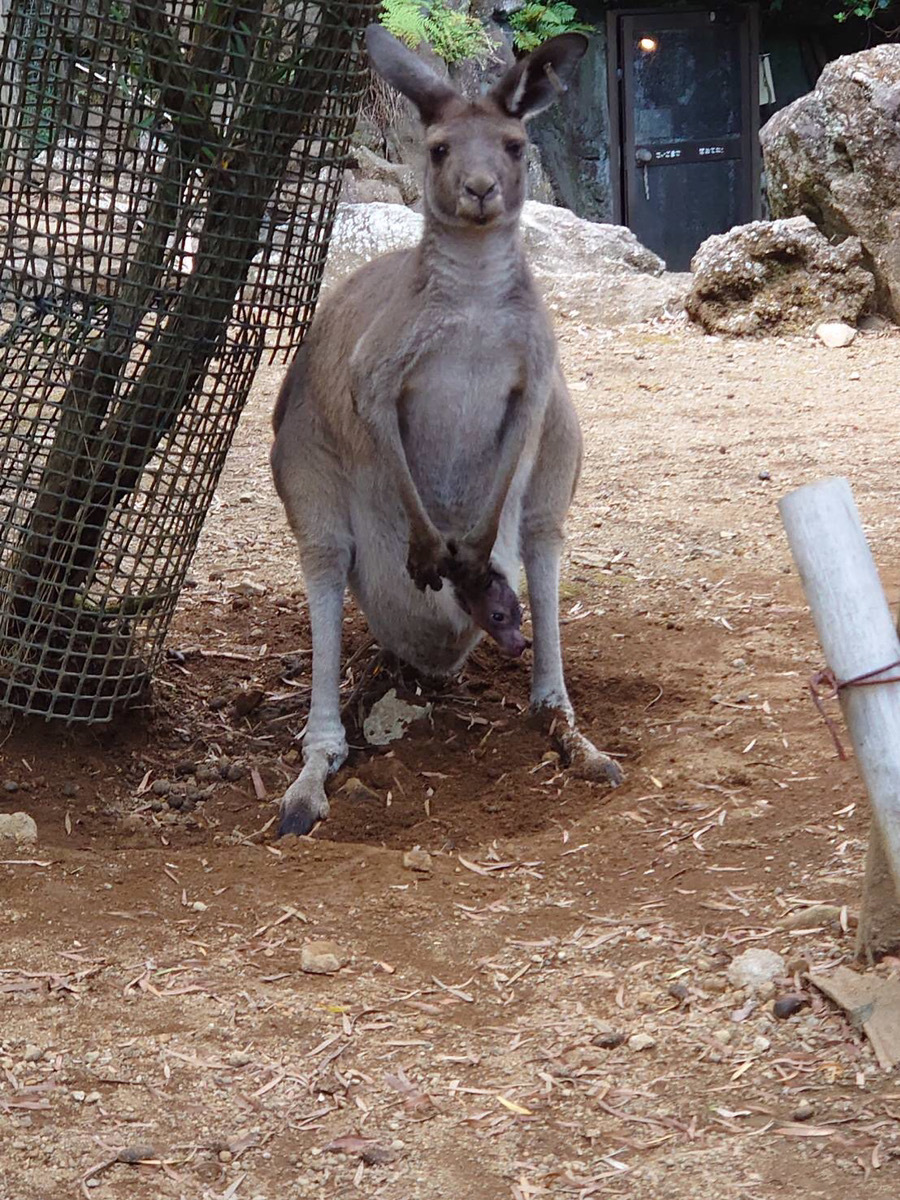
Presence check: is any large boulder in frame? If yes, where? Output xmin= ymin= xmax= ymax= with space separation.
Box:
xmin=760 ymin=46 xmax=900 ymax=321
xmin=686 ymin=216 xmax=875 ymax=336
xmin=322 ymin=201 xmax=688 ymax=326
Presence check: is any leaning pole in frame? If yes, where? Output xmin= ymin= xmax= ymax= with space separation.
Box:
xmin=780 ymin=477 xmax=900 ymax=960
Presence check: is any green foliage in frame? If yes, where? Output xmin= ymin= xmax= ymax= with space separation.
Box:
xmin=378 ymin=0 xmax=490 ymax=65
xmin=767 ymin=0 xmax=896 ymax=21
xmin=508 ymin=3 xmax=592 ymax=52
xmin=834 ymin=0 xmax=893 ymax=21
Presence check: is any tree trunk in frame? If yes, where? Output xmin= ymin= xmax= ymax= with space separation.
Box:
xmin=857 ymin=819 xmax=900 ymax=964
xmin=4 ymin=1 xmax=360 ymax=640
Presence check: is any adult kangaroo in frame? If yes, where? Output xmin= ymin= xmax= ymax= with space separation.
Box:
xmin=271 ymin=25 xmax=622 ymax=835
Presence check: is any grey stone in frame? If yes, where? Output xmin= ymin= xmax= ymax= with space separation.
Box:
xmin=341 ymin=176 xmax=406 ymax=206
xmin=761 ymin=46 xmax=900 ymax=321
xmin=727 ymin=948 xmax=786 ymax=992
xmin=301 ymin=940 xmax=349 ymax=975
xmin=363 ymin=688 xmax=432 ymax=747
xmin=686 ymin=216 xmax=874 ymax=336
xmin=816 ymin=321 xmax=857 ymax=349
xmin=627 ymin=1032 xmax=657 ymax=1052
xmin=323 ymin=201 xmax=685 ymax=327
xmin=0 ymin=812 xmax=37 ymax=843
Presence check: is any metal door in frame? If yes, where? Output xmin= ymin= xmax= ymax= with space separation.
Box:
xmin=611 ymin=6 xmax=759 ymax=271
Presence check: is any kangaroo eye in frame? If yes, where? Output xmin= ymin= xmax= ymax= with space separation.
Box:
xmin=491 ymin=611 xmax=506 ymax=624
xmin=430 ymin=143 xmax=449 ymax=164
xmin=505 ymin=140 xmax=525 ymax=160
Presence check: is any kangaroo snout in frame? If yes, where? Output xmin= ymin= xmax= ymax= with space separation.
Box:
xmin=459 ymin=173 xmax=501 ymax=222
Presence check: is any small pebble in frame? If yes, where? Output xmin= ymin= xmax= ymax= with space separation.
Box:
xmin=792 ymin=1102 xmax=815 ymax=1122
xmin=773 ymin=994 xmax=809 ymax=1020
xmin=758 ymin=469 xmax=771 ymax=481
xmin=753 ymin=1035 xmax=771 ymax=1053
xmin=3 ymin=780 xmax=19 ymax=794
xmin=712 ymin=1028 xmax=733 ymax=1046
xmin=402 ymin=848 xmax=433 ymax=873
xmin=228 ymin=579 xmax=266 ymax=597
xmin=627 ymin=1032 xmax=656 ymax=1052
xmin=116 ymin=1146 xmax=157 ymax=1164
xmin=0 ymin=812 xmax=37 ymax=844
xmin=61 ymin=782 xmax=78 ymax=798
xmin=218 ymin=1149 xmax=233 ymax=1163
xmin=151 ymin=779 xmax=172 ymax=797
xmin=301 ymin=940 xmax=349 ymax=975
xmin=232 ymin=690 xmax=264 ymax=719
xmin=727 ymin=948 xmax=786 ymax=991
xmin=592 ymin=1031 xmax=626 ymax=1049
xmin=23 ymin=1044 xmax=42 ymax=1062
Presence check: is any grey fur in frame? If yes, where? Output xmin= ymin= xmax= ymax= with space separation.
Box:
xmin=270 ymin=27 xmax=621 ymax=835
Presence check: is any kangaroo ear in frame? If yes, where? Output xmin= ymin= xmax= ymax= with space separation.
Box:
xmin=365 ymin=24 xmax=458 ymax=125
xmin=489 ymin=33 xmax=587 ymax=121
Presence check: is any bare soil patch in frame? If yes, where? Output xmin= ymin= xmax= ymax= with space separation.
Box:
xmin=2 ymin=319 xmax=900 ymax=1199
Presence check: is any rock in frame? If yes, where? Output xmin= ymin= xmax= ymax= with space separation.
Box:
xmin=363 ymin=688 xmax=432 ymax=747
xmin=591 ymin=1030 xmax=626 ymax=1049
xmin=686 ymin=216 xmax=874 ymax=335
xmin=322 ymin=201 xmax=687 ymax=327
xmin=727 ymin=948 xmax=786 ymax=992
xmin=773 ymin=994 xmax=810 ymax=1020
xmin=761 ymin=46 xmax=900 ymax=321
xmin=778 ymin=903 xmax=847 ymax=931
xmin=61 ymin=781 xmax=78 ymax=798
xmin=23 ymin=1045 xmax=42 ymax=1062
xmin=0 ymin=812 xmax=37 ymax=844
xmin=232 ymin=689 xmax=264 ymax=719
xmin=151 ymin=779 xmax=172 ymax=796
xmin=816 ymin=321 xmax=857 ymax=349
xmin=627 ymin=1032 xmax=656 ymax=1052
xmin=792 ymin=1102 xmax=815 ymax=1122
xmin=116 ymin=1145 xmax=158 ymax=1164
xmin=228 ymin=579 xmax=266 ymax=598
xmin=402 ymin=848 xmax=433 ymax=873
xmin=301 ymin=940 xmax=349 ymax=975
xmin=347 ymin=145 xmax=420 ymax=205
xmin=117 ymin=813 xmax=145 ymax=834
xmin=3 ymin=780 xmax=19 ymax=793
xmin=341 ymin=777 xmax=380 ymax=804
xmin=341 ymin=175 xmax=406 ymax=206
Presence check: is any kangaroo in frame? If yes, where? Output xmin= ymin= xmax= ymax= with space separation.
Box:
xmin=271 ymin=25 xmax=622 ymax=836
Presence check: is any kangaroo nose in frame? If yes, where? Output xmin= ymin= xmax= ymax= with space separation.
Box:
xmin=464 ymin=176 xmax=498 ymax=202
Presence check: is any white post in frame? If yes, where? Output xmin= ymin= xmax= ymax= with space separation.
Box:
xmin=779 ymin=477 xmax=900 ymax=899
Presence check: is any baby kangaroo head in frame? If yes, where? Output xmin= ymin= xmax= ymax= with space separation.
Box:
xmin=364 ymin=25 xmax=587 ymax=230
xmin=454 ymin=569 xmax=527 ymax=658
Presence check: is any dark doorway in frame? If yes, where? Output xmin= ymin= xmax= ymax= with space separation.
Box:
xmin=609 ymin=5 xmax=760 ymax=271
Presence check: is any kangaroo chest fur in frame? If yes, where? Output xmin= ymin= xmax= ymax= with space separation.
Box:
xmin=399 ymin=309 xmax=530 ymax=534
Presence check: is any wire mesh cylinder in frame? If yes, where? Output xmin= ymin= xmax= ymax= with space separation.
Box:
xmin=0 ymin=0 xmax=374 ymax=721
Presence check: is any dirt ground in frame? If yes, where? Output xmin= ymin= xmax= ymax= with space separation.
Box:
xmin=3 ymin=315 xmax=900 ymax=1200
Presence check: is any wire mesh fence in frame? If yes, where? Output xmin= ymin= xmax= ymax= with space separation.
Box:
xmin=0 ymin=0 xmax=375 ymax=721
